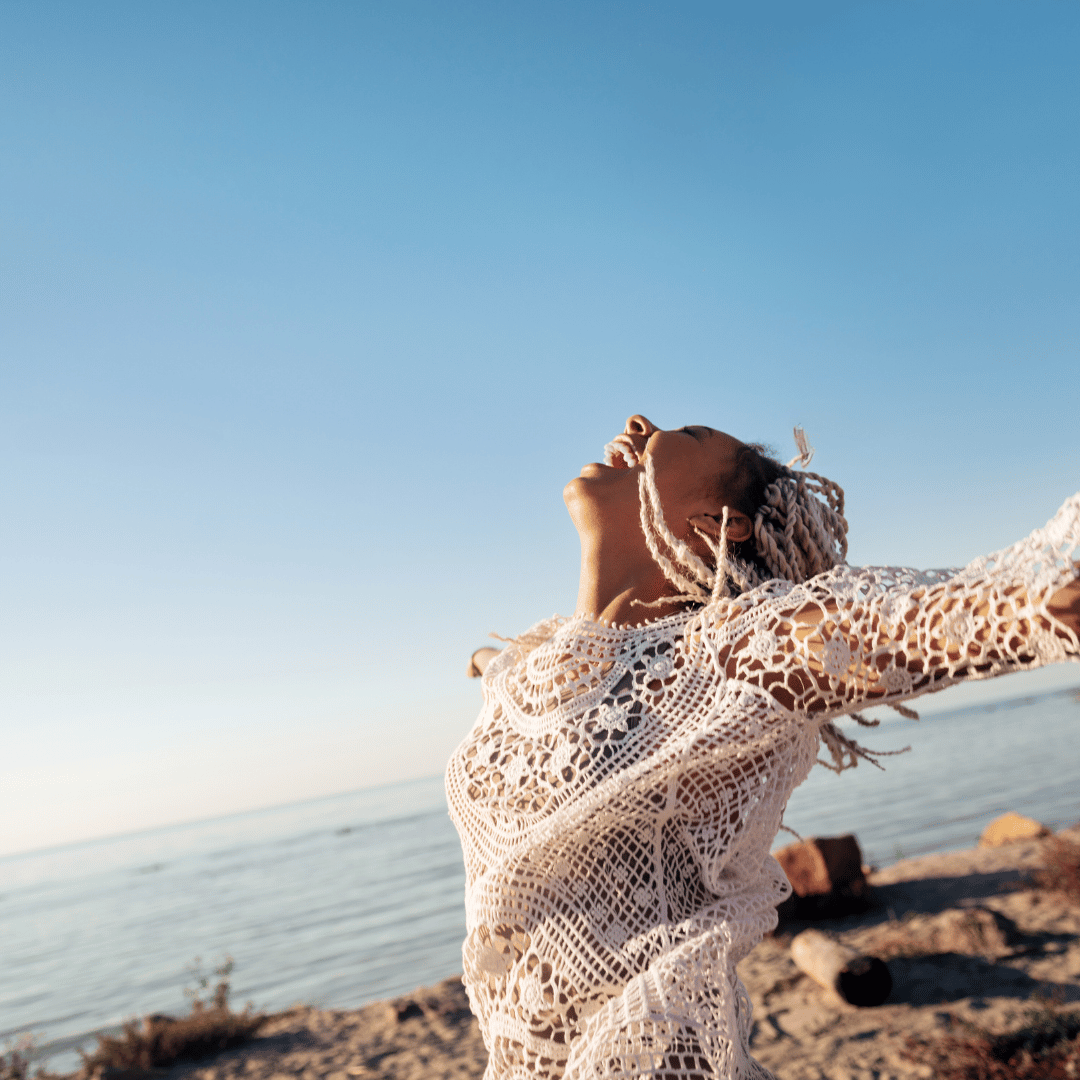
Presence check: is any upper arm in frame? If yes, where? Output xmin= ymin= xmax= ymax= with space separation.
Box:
xmin=719 ymin=495 xmax=1080 ymax=717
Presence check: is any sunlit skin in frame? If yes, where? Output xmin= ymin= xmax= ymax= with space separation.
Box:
xmin=566 ymin=413 xmax=1080 ymax=632
xmin=469 ymin=415 xmax=1080 ymax=675
xmin=563 ymin=414 xmax=753 ymax=626
xmin=1048 ymin=564 xmax=1080 ymax=633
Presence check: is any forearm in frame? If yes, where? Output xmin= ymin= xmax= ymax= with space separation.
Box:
xmin=740 ymin=497 xmax=1080 ymax=717
xmin=1047 ymin=562 xmax=1080 ymax=637
xmin=772 ymin=563 xmax=1080 ymax=714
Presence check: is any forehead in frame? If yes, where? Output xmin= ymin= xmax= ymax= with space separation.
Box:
xmin=691 ymin=426 xmax=743 ymax=455
xmin=688 ymin=426 xmax=745 ymax=486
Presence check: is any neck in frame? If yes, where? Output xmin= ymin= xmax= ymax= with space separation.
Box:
xmin=573 ymin=531 xmax=688 ymax=626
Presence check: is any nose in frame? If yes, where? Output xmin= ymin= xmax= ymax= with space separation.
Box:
xmin=625 ymin=415 xmax=658 ymax=437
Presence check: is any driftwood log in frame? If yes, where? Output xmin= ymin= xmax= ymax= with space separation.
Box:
xmin=775 ymin=834 xmax=870 ymax=920
xmin=790 ymin=929 xmax=892 ymax=1006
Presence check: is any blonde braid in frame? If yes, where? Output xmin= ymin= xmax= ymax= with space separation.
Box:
xmin=632 ymin=427 xmax=912 ymax=770
xmin=640 ymin=456 xmax=715 ymax=591
xmin=750 ymin=465 xmax=849 ymax=583
xmin=633 ymin=429 xmax=849 ymax=606
xmin=709 ymin=507 xmax=731 ymax=605
xmin=637 ymin=458 xmax=710 ymax=604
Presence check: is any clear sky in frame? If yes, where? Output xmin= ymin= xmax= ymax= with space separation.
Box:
xmin=2 ymin=1 xmax=1077 ymax=857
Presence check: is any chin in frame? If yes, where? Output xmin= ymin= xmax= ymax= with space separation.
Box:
xmin=577 ymin=462 xmax=609 ymax=478
xmin=563 ymin=472 xmax=600 ymax=512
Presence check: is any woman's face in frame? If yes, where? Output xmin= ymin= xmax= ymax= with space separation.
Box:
xmin=564 ymin=414 xmax=747 ymax=545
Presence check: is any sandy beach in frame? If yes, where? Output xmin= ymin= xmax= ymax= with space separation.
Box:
xmin=101 ymin=826 xmax=1080 ymax=1080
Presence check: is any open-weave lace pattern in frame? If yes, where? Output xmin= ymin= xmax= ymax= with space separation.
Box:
xmin=446 ymin=495 xmax=1080 ymax=1080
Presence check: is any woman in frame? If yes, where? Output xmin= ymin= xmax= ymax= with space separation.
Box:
xmin=446 ymin=415 xmax=1080 ymax=1080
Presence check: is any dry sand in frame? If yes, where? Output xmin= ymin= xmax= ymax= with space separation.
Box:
xmin=147 ymin=827 xmax=1080 ymax=1080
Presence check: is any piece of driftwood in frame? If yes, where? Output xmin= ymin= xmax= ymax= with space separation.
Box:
xmin=775 ymin=834 xmax=870 ymax=920
xmin=790 ymin=929 xmax=892 ymax=1006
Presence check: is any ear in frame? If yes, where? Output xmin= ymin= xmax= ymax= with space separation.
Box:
xmin=689 ymin=510 xmax=752 ymax=544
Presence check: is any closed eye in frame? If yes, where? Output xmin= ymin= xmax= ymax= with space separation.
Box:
xmin=678 ymin=426 xmax=704 ymax=443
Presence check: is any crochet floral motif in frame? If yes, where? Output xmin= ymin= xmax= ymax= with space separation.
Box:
xmin=446 ymin=495 xmax=1080 ymax=1080
xmin=644 ymin=653 xmax=675 ymax=678
xmin=820 ymin=635 xmax=853 ymax=677
xmin=594 ymin=704 xmax=630 ymax=734
xmin=519 ymin=975 xmax=546 ymax=1013
xmin=879 ymin=664 xmax=914 ymax=695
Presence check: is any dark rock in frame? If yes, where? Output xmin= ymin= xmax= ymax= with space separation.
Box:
xmin=393 ymin=1000 xmax=424 ymax=1022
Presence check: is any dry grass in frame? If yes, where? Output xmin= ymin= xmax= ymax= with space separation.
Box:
xmin=77 ymin=958 xmax=265 ymax=1078
xmin=77 ymin=1009 xmax=264 ymax=1077
xmin=1 ymin=1037 xmax=38 ymax=1080
xmin=911 ymin=1006 xmax=1080 ymax=1079
xmin=1034 ymin=837 xmax=1080 ymax=902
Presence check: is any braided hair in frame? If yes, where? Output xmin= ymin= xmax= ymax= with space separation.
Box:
xmin=728 ymin=442 xmax=848 ymax=590
xmin=637 ymin=430 xmax=848 ymax=604
xmin=637 ymin=429 xmax=911 ymax=772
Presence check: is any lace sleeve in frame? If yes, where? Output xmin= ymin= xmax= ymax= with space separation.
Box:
xmin=723 ymin=492 xmax=1080 ymax=717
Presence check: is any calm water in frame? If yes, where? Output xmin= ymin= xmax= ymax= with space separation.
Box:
xmin=3 ymin=687 xmax=1078 ymax=1071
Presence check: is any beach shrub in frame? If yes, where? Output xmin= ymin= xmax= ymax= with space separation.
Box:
xmin=78 ymin=958 xmax=264 ymax=1078
xmin=0 ymin=1035 xmax=63 ymax=1080
xmin=1 ymin=1036 xmax=35 ymax=1080
xmin=914 ymin=1006 xmax=1080 ymax=1079
xmin=1034 ymin=837 xmax=1080 ymax=901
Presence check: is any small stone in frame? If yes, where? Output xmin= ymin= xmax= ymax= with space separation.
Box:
xmin=978 ymin=812 xmax=1050 ymax=847
xmin=391 ymin=999 xmax=424 ymax=1022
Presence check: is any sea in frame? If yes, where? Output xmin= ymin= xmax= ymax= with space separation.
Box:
xmin=3 ymin=686 xmax=1078 ymax=1072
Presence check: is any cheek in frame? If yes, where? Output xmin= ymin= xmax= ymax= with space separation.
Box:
xmin=649 ymin=437 xmax=704 ymax=486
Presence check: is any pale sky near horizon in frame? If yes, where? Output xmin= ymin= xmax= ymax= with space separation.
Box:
xmin=2 ymin=1 xmax=1078 ymax=858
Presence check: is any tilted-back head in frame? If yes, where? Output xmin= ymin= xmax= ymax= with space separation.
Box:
xmin=638 ymin=430 xmax=849 ymax=603
xmin=638 ymin=430 xmax=911 ymax=773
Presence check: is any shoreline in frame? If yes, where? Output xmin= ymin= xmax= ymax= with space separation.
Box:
xmin=60 ymin=825 xmax=1079 ymax=1080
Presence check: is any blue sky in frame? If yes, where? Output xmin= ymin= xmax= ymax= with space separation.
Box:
xmin=2 ymin=1 xmax=1078 ymax=856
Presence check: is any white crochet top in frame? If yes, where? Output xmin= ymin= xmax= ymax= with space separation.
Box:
xmin=446 ymin=494 xmax=1080 ymax=1080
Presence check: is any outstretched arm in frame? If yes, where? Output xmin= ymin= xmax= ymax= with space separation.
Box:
xmin=725 ymin=496 xmax=1080 ymax=717
xmin=788 ymin=562 xmax=1080 ymax=714
xmin=1048 ymin=564 xmax=1080 ymax=636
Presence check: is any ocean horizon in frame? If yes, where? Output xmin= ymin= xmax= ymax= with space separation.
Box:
xmin=3 ymin=684 xmax=1078 ymax=1072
